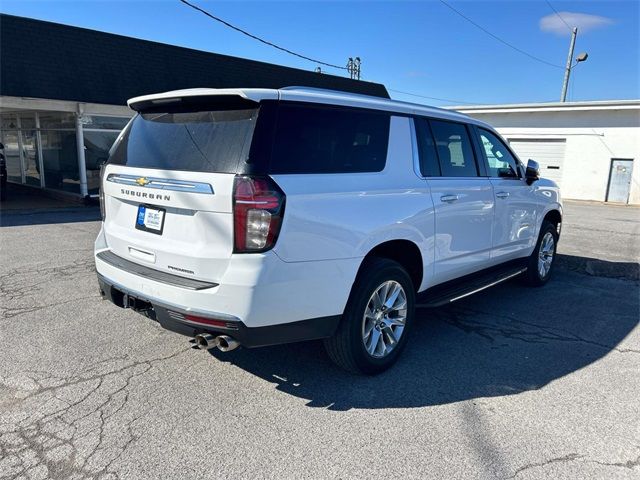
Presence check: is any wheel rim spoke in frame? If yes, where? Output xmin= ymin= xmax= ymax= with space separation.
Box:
xmin=384 ymin=283 xmax=402 ymax=309
xmin=361 ymin=280 xmax=408 ymax=358
xmin=367 ymin=329 xmax=381 ymax=355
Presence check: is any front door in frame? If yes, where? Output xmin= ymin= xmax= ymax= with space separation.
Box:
xmin=420 ymin=118 xmax=494 ymax=284
xmin=607 ymin=159 xmax=634 ymax=204
xmin=474 ymin=127 xmax=539 ymax=262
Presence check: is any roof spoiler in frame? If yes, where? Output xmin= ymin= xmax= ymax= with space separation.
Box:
xmin=129 ymin=94 xmax=260 ymax=113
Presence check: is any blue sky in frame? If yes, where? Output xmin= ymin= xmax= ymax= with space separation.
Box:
xmin=2 ymin=0 xmax=638 ymax=106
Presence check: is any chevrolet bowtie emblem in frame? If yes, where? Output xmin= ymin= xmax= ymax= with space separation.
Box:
xmin=135 ymin=177 xmax=150 ymax=186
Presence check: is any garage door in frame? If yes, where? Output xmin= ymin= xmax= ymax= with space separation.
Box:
xmin=508 ymin=139 xmax=566 ymax=188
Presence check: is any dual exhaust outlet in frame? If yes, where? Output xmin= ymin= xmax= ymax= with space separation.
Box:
xmin=194 ymin=334 xmax=240 ymax=352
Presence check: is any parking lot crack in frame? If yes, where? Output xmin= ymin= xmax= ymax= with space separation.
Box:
xmin=591 ymin=454 xmax=640 ymax=470
xmin=0 ymin=348 xmax=189 ymax=479
xmin=446 ymin=306 xmax=640 ymax=355
xmin=509 ymin=453 xmax=583 ymax=478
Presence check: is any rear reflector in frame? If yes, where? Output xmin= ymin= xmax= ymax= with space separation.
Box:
xmin=183 ymin=314 xmax=228 ymax=327
xmin=169 ymin=311 xmax=238 ymax=330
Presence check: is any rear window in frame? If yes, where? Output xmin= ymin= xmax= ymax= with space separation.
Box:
xmin=269 ymin=104 xmax=390 ymax=174
xmin=429 ymin=119 xmax=478 ymax=177
xmin=109 ymin=108 xmax=257 ymax=173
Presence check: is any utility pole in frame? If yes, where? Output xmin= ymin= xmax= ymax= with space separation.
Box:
xmin=560 ymin=27 xmax=578 ymax=102
xmin=347 ymin=57 xmax=361 ymax=80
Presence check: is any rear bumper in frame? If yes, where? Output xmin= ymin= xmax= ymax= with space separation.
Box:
xmin=95 ymin=224 xmax=360 ymax=328
xmin=97 ymin=273 xmax=340 ymax=347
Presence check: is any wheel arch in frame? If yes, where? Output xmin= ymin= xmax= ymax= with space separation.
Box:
xmin=357 ymin=239 xmax=423 ymax=292
xmin=543 ymin=208 xmax=562 ymax=235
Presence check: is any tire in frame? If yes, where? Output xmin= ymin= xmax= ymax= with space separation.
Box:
xmin=522 ymin=220 xmax=558 ymax=287
xmin=324 ymin=258 xmax=416 ymax=375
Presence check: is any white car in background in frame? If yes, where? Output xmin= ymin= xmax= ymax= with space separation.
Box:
xmin=95 ymin=87 xmax=562 ymax=374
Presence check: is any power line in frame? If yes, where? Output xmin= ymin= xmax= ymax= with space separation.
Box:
xmin=178 ymin=0 xmax=504 ymax=106
xmin=544 ymin=0 xmax=573 ymax=32
xmin=438 ymin=0 xmax=563 ymax=69
xmin=178 ymin=0 xmax=348 ymax=71
xmin=387 ymin=88 xmax=478 ymax=105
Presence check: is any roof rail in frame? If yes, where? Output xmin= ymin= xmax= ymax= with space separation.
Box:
xmin=280 ymin=86 xmax=379 ymax=98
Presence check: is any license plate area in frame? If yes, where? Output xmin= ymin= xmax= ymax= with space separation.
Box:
xmin=135 ymin=204 xmax=166 ymax=235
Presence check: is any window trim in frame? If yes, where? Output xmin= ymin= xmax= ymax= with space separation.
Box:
xmin=419 ymin=117 xmax=483 ymax=178
xmin=412 ymin=117 xmax=442 ymax=177
xmin=474 ymin=126 xmax=522 ymax=180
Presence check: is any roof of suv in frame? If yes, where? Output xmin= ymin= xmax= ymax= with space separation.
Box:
xmin=128 ymin=87 xmax=490 ymax=128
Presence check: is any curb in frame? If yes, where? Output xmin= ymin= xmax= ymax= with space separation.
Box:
xmin=556 ymin=254 xmax=640 ymax=281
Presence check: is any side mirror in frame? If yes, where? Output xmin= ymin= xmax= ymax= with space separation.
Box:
xmin=525 ymin=159 xmax=540 ymax=185
xmin=0 ymin=143 xmax=4 ymax=149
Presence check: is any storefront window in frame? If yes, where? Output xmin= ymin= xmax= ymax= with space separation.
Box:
xmin=22 ymin=130 xmax=41 ymax=187
xmin=0 ymin=129 xmax=23 ymax=183
xmin=0 ymin=108 xmax=131 ymax=195
xmin=82 ymin=115 xmax=129 ymax=130
xmin=83 ymin=115 xmax=130 ymax=194
xmin=84 ymin=130 xmax=120 ymax=194
xmin=38 ymin=112 xmax=76 ymax=129
xmin=40 ymin=129 xmax=80 ymax=193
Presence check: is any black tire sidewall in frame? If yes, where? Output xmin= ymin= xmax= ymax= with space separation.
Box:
xmin=343 ymin=259 xmax=415 ymax=374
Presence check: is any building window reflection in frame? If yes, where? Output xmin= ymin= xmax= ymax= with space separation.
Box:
xmin=0 ymin=109 xmax=130 ymax=196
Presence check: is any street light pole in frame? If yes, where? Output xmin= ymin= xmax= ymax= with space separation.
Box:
xmin=560 ymin=26 xmax=578 ymax=102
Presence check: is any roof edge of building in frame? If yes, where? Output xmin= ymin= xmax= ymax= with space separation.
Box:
xmin=445 ymin=99 xmax=640 ymax=113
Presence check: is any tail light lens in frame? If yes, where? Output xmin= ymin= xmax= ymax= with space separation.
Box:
xmin=99 ymin=164 xmax=106 ymax=220
xmin=233 ymin=176 xmax=285 ymax=253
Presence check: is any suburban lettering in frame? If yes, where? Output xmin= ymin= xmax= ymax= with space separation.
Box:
xmin=119 ymin=189 xmax=170 ymax=202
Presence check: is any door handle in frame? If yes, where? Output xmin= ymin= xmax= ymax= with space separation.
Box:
xmin=440 ymin=194 xmax=459 ymax=203
xmin=496 ymin=191 xmax=510 ymax=199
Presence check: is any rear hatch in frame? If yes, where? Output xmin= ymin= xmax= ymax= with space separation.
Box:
xmin=101 ymin=94 xmax=265 ymax=283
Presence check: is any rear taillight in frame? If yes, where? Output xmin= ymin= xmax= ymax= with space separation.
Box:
xmin=99 ymin=164 xmax=106 ymax=221
xmin=233 ymin=176 xmax=285 ymax=253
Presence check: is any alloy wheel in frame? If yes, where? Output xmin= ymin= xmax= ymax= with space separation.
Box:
xmin=362 ymin=280 xmax=407 ymax=358
xmin=538 ymin=231 xmax=555 ymax=278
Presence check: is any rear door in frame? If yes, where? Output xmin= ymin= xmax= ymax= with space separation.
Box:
xmin=473 ymin=127 xmax=539 ymax=262
xmin=100 ymin=100 xmax=259 ymax=284
xmin=417 ymin=118 xmax=494 ymax=284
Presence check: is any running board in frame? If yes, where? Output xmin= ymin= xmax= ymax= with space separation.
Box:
xmin=416 ymin=265 xmax=527 ymax=308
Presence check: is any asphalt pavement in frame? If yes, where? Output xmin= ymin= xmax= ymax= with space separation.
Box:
xmin=0 ymin=201 xmax=638 ymax=479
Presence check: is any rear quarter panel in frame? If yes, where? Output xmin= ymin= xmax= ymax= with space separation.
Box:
xmin=271 ymin=116 xmax=435 ymax=291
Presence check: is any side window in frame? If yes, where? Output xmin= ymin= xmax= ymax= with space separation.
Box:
xmin=478 ymin=129 xmax=519 ymax=178
xmin=429 ymin=120 xmax=478 ymax=177
xmin=414 ymin=118 xmax=440 ymax=176
xmin=269 ymin=104 xmax=390 ymax=174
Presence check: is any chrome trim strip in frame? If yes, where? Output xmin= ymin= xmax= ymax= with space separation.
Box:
xmin=107 ymin=174 xmax=214 ymax=194
xmin=447 ymin=268 xmax=527 ymax=303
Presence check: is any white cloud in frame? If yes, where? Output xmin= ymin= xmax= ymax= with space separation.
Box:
xmin=540 ymin=11 xmax=614 ymax=35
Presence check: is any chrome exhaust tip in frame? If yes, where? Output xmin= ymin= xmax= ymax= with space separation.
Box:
xmin=194 ymin=333 xmax=219 ymax=350
xmin=216 ymin=335 xmax=240 ymax=352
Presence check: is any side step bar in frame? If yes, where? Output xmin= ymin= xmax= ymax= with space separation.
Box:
xmin=417 ymin=265 xmax=527 ymax=308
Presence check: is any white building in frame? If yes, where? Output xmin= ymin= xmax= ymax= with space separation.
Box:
xmin=448 ymin=100 xmax=640 ymax=205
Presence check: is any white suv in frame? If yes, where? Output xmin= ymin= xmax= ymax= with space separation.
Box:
xmin=95 ymin=87 xmax=562 ymax=374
